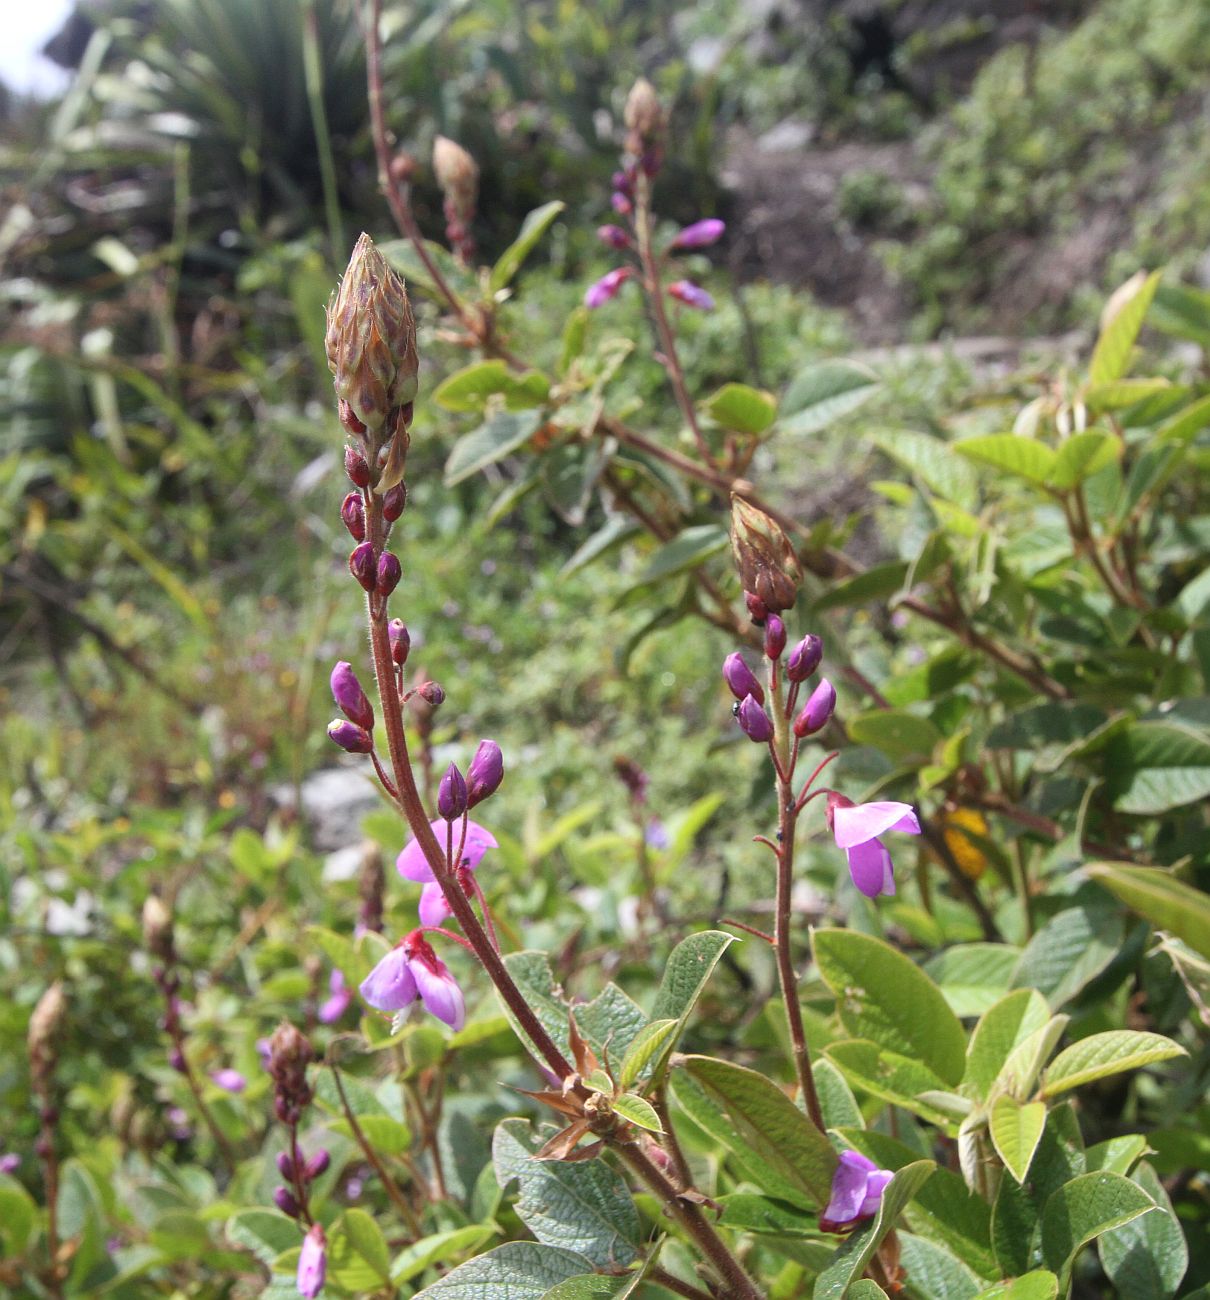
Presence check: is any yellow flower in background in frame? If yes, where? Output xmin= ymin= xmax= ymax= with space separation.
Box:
xmin=943 ymin=807 xmax=990 ymax=880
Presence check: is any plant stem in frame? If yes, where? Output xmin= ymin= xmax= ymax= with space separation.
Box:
xmin=651 ymin=1089 xmax=695 ymax=1191
xmin=616 ymin=1142 xmax=764 ymax=1300
xmin=633 ymin=175 xmax=716 ymax=468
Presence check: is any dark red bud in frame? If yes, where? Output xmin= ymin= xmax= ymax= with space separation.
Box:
xmin=340 ymin=493 xmax=366 ymax=542
xmin=388 ymin=619 xmax=410 ymax=665
xmin=376 ymin=552 xmax=401 ymax=597
xmin=274 ymin=1186 xmax=300 ymax=1217
xmin=344 ymin=442 xmax=370 ymax=482
xmin=349 ymin=542 xmax=377 ymax=591
xmin=764 ymin=615 xmax=786 ymax=660
xmin=382 ymin=483 xmax=406 ymax=522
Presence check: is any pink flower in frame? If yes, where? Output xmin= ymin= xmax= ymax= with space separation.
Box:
xmin=597 ymin=224 xmax=632 ymax=249
xmin=667 ymin=280 xmax=714 ymax=310
xmin=584 ymin=266 xmax=633 ymax=308
xmin=670 ymin=218 xmax=725 ymax=250
xmin=827 ymin=796 xmax=922 ymax=898
xmin=210 ymin=1068 xmax=246 ymax=1093
xmin=359 ymin=931 xmax=466 ymax=1031
xmin=318 ymin=969 xmax=352 ymax=1024
xmin=396 ymin=819 xmax=497 ymax=883
xmin=297 ymin=1223 xmax=326 ymax=1298
xmin=820 ymin=1151 xmax=893 ymax=1233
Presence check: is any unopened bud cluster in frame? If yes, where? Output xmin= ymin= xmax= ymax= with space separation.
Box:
xmin=273 ymin=1145 xmax=330 ymax=1219
xmin=432 ymin=135 xmax=479 ymax=263
xmin=267 ymin=1022 xmax=314 ymax=1126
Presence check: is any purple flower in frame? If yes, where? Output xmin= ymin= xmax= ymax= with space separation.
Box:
xmin=419 ymin=881 xmax=454 ymax=929
xmin=820 ymin=1151 xmax=893 ymax=1233
xmin=585 ymin=266 xmax=634 ymax=308
xmin=330 ymin=662 xmax=373 ymax=731
xmin=668 ymin=280 xmax=714 ymax=311
xmin=787 ymin=634 xmax=823 ymax=683
xmin=827 ymin=796 xmax=922 ymax=899
xmin=737 ymin=694 xmax=774 ymax=743
xmin=327 ymin=720 xmax=372 ymax=754
xmin=670 ymin=218 xmax=725 ymax=250
xmin=297 ymin=1223 xmax=326 ymax=1298
xmin=396 ymin=819 xmax=498 ymax=883
xmin=645 ymin=818 xmax=669 ymax=850
xmin=359 ymin=933 xmax=466 ymax=1030
xmin=466 ymin=739 xmax=504 ymax=807
xmin=275 ymin=1186 xmax=300 ymax=1217
xmin=597 ymin=224 xmax=632 ymax=249
xmin=722 ymin=652 xmax=764 ymax=705
xmin=610 ymin=192 xmax=632 ymax=215
xmin=792 ymin=677 xmax=836 ymax=738
xmin=210 ymin=1068 xmax=246 ymax=1094
xmin=0 ymin=1153 xmax=21 ymax=1175
xmin=437 ymin=763 xmax=468 ymax=821
xmin=318 ymin=969 xmax=352 ymax=1024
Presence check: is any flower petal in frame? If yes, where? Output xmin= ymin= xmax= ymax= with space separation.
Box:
xmin=858 ymin=1168 xmax=893 ymax=1217
xmin=822 ymin=1150 xmax=875 ymax=1224
xmin=832 ymin=800 xmax=921 ymax=849
xmin=845 ymin=837 xmax=896 ymax=898
xmin=396 ymin=819 xmax=499 ymax=881
xmin=359 ymin=949 xmax=418 ymax=1011
xmin=410 ymin=958 xmax=466 ymax=1031
xmin=419 ymin=881 xmax=453 ymax=929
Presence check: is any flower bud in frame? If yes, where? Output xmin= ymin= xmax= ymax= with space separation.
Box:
xmin=305 ymin=1149 xmax=331 ymax=1180
xmin=344 ymin=444 xmax=371 ymax=486
xmin=737 ymin=694 xmax=774 ymax=743
xmin=793 ymin=678 xmax=836 ymax=738
xmin=330 ymin=661 xmax=374 ymax=730
xmin=597 ymin=224 xmax=632 ymax=250
xmin=611 ymin=191 xmax=633 ymax=216
xmin=670 ymin=218 xmax=725 ymax=250
xmin=389 ymin=151 xmax=416 ymax=184
xmin=325 ymin=233 xmax=418 ymax=435
xmin=722 ymin=652 xmax=764 ymax=705
xmin=388 ymin=619 xmax=410 ymax=666
xmin=328 ymin=720 xmax=373 ymax=754
xmin=466 ymin=739 xmax=504 ymax=807
xmin=28 ymin=981 xmax=67 ymax=1078
xmin=418 ymin=681 xmax=445 ymax=707
xmin=276 ymin=1151 xmax=295 ymax=1180
xmin=274 ymin=1185 xmax=300 ymax=1217
xmin=349 ymin=541 xmax=377 ymax=592
xmin=382 ymin=482 xmax=406 ymax=522
xmin=142 ymin=894 xmax=174 ymax=963
xmin=730 ymin=496 xmax=802 ymax=615
xmin=376 ymin=552 xmax=402 ymax=597
xmin=437 ymin=763 xmax=468 ymax=820
xmin=624 ymin=78 xmax=665 ymax=165
xmin=745 ymin=591 xmax=769 ymax=624
xmin=585 ymin=266 xmax=634 ymax=309
xmin=297 ymin=1223 xmax=326 ymax=1299
xmin=169 ymin=1048 xmax=187 ymax=1073
xmin=432 ymin=136 xmax=479 ymax=225
xmin=764 ymin=615 xmax=786 ymax=660
xmin=340 ymin=492 xmax=366 ymax=542
xmin=668 ymin=280 xmax=715 ymax=311
xmin=787 ymin=634 xmax=823 ymax=683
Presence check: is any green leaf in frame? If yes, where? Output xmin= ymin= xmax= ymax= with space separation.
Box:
xmin=1040 ymin=1171 xmax=1157 ymax=1294
xmin=632 ymin=525 xmax=729 ymax=587
xmin=813 ymin=1058 xmax=864 ymax=1129
xmin=964 ymin=989 xmax=1051 ymax=1099
xmin=998 ymin=1015 xmax=1070 ymax=1100
xmin=845 ymin=709 xmax=941 ymax=763
xmin=701 ymin=382 xmax=777 ymax=435
xmin=1041 ymin=1030 xmax=1185 ymax=1097
xmin=1010 ymin=904 xmax=1124 ymax=1008
xmin=814 ymin=560 xmax=909 ymax=612
xmin=561 ymin=517 xmax=638 ymax=578
xmin=1085 ymin=1135 xmax=1148 ymax=1176
xmin=813 ymin=1162 xmax=935 ymax=1299
xmin=1048 ymin=429 xmax=1122 ymax=490
xmin=989 ymin=1097 xmax=1047 ymax=1183
xmin=1105 ymin=720 xmax=1210 ymax=813
xmin=412 ymin=1242 xmax=594 ymax=1299
xmin=677 ymin=1056 xmax=837 ymax=1207
xmin=924 ymin=945 xmax=1021 ymax=1019
xmin=540 ymin=1278 xmax=629 ymax=1300
xmin=226 ymin=1210 xmax=301 ymax=1266
xmin=445 ymin=411 xmax=543 ymax=485
xmin=433 ymin=360 xmax=512 ymax=413
xmin=1089 ymin=270 xmax=1162 ymax=387
xmin=1098 ymin=1162 xmax=1187 ymax=1300
xmin=780 ymin=360 xmax=879 ymax=435
xmin=991 ymin=1104 xmax=1085 ymax=1276
xmin=0 ymin=1178 xmax=37 ymax=1254
xmin=813 ymin=929 xmax=967 ymax=1086
xmin=648 ymin=930 xmax=735 ymax=1079
xmin=341 ymin=1208 xmax=391 ymax=1282
xmin=898 ymin=1232 xmax=983 ymax=1300
xmin=954 ymin=434 xmax=1057 ymax=486
xmin=392 ymin=1226 xmax=498 ymax=1284
xmin=824 ymin=1040 xmax=958 ymax=1129
xmin=330 ymin=1113 xmax=412 ymax=1155
xmin=1157 ymin=392 xmax=1210 ymax=444
xmin=612 ymin=1094 xmax=662 ymax=1132
xmin=1086 ymin=863 xmax=1210 ymax=960
xmin=490 ymin=201 xmax=566 ymax=292
xmin=870 ymin=429 xmax=980 ymax=510
xmin=492 ymin=1119 xmax=639 ymax=1268
xmin=618 ymin=1020 xmax=679 ymax=1090
xmin=849 ymin=1284 xmax=890 ymax=1300
xmin=972 ymin=1272 xmax=1059 ymax=1300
